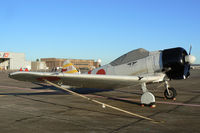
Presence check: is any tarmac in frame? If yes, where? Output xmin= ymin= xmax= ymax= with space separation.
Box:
xmin=0 ymin=70 xmax=199 ymax=133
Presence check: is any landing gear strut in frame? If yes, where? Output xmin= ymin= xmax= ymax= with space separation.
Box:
xmin=164 ymin=81 xmax=177 ymax=100
xmin=141 ymin=83 xmax=156 ymax=107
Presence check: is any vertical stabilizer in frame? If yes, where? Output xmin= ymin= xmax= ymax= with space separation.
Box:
xmin=62 ymin=60 xmax=79 ymax=74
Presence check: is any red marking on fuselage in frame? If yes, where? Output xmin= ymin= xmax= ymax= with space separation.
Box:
xmin=62 ymin=69 xmax=67 ymax=72
xmin=96 ymin=69 xmax=106 ymax=75
xmin=88 ymin=70 xmax=92 ymax=74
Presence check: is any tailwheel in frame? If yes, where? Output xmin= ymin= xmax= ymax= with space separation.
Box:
xmin=164 ymin=87 xmax=177 ymax=100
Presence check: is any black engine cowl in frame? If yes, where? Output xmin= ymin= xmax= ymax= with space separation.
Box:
xmin=162 ymin=47 xmax=189 ymax=79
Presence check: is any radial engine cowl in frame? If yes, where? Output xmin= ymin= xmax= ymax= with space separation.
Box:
xmin=162 ymin=47 xmax=192 ymax=80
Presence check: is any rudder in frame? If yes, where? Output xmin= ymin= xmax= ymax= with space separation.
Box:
xmin=62 ymin=60 xmax=79 ymax=74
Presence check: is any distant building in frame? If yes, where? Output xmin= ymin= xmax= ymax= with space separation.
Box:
xmin=191 ymin=64 xmax=200 ymax=69
xmin=40 ymin=58 xmax=65 ymax=70
xmin=40 ymin=58 xmax=101 ymax=71
xmin=31 ymin=61 xmax=47 ymax=71
xmin=0 ymin=52 xmax=31 ymax=70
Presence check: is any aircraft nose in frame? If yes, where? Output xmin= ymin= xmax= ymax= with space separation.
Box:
xmin=185 ymin=55 xmax=196 ymax=64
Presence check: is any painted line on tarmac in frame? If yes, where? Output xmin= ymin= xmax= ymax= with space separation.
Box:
xmin=156 ymin=101 xmax=200 ymax=107
xmin=118 ymin=97 xmax=200 ymax=107
xmin=45 ymin=80 xmax=161 ymax=123
xmin=85 ymin=94 xmax=200 ymax=107
xmin=1 ymin=85 xmax=199 ymax=107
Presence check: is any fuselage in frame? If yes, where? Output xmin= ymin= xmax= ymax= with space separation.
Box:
xmin=87 ymin=49 xmax=163 ymax=77
xmin=87 ymin=47 xmax=195 ymax=80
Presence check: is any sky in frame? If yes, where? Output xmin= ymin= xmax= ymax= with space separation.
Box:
xmin=0 ymin=0 xmax=200 ymax=65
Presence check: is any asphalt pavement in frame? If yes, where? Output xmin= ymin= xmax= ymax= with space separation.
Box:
xmin=0 ymin=70 xmax=199 ymax=133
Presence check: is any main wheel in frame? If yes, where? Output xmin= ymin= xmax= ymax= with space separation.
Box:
xmin=164 ymin=87 xmax=177 ymax=99
xmin=141 ymin=92 xmax=155 ymax=105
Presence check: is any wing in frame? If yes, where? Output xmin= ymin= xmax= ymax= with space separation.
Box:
xmin=9 ymin=71 xmax=164 ymax=89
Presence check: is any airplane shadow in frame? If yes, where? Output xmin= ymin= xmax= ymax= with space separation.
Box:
xmin=31 ymin=83 xmax=142 ymax=106
xmin=0 ymin=83 xmax=163 ymax=106
xmin=70 ymin=88 xmax=114 ymax=94
xmin=0 ymin=83 xmax=113 ymax=96
xmin=116 ymin=90 xmax=165 ymax=99
xmin=109 ymin=97 xmax=141 ymax=106
xmin=32 ymin=82 xmax=114 ymax=94
xmin=31 ymin=83 xmax=65 ymax=92
xmin=94 ymin=94 xmax=142 ymax=106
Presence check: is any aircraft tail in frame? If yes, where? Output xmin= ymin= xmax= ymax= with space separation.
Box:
xmin=62 ymin=60 xmax=79 ymax=74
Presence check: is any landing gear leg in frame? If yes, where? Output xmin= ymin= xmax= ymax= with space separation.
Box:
xmin=141 ymin=83 xmax=156 ymax=108
xmin=164 ymin=81 xmax=177 ymax=100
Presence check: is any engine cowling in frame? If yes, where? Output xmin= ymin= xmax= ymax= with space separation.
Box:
xmin=162 ymin=47 xmax=195 ymax=79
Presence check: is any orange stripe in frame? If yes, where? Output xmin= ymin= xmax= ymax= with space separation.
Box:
xmin=63 ymin=63 xmax=73 ymax=68
xmin=64 ymin=69 xmax=78 ymax=73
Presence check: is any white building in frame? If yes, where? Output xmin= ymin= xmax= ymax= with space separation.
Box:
xmin=0 ymin=52 xmax=31 ymax=70
xmin=31 ymin=61 xmax=48 ymax=71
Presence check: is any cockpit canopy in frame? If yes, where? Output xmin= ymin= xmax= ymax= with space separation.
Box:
xmin=110 ymin=48 xmax=150 ymax=66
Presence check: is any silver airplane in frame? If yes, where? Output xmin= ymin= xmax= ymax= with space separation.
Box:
xmin=9 ymin=47 xmax=196 ymax=107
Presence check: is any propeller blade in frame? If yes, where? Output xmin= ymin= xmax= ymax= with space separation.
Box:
xmin=189 ymin=45 xmax=192 ymax=55
xmin=183 ymin=64 xmax=190 ymax=79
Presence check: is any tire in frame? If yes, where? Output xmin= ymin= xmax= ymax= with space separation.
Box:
xmin=164 ymin=87 xmax=177 ymax=99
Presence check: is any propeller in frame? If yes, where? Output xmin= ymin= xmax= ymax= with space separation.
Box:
xmin=185 ymin=45 xmax=196 ymax=64
xmin=183 ymin=64 xmax=190 ymax=79
xmin=189 ymin=45 xmax=192 ymax=55
xmin=183 ymin=45 xmax=196 ymax=79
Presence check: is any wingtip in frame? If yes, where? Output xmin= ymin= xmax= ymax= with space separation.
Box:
xmin=8 ymin=72 xmax=15 ymax=79
xmin=8 ymin=73 xmax=14 ymax=79
xmin=8 ymin=71 xmax=21 ymax=79
xmin=8 ymin=73 xmax=11 ymax=78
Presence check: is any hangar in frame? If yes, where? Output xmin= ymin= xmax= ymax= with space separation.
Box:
xmin=0 ymin=52 xmax=31 ymax=70
xmin=41 ymin=58 xmax=101 ymax=71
